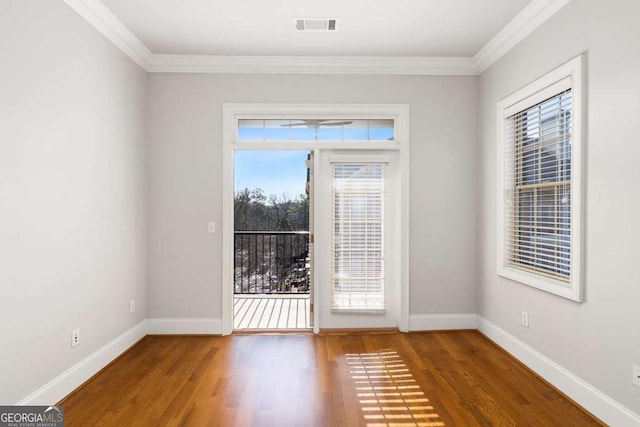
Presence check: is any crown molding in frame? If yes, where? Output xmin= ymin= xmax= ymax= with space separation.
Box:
xmin=64 ymin=0 xmax=153 ymax=70
xmin=147 ymin=54 xmax=477 ymax=75
xmin=473 ymin=0 xmax=572 ymax=73
xmin=65 ymin=0 xmax=571 ymax=75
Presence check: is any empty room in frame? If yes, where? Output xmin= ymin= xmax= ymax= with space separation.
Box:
xmin=1 ymin=0 xmax=639 ymax=425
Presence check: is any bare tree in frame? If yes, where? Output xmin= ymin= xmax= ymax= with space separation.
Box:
xmin=234 ymin=188 xmax=309 ymax=293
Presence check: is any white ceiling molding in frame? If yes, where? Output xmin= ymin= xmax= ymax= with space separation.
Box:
xmin=64 ymin=0 xmax=152 ymax=70
xmin=473 ymin=0 xmax=572 ymax=73
xmin=147 ymin=55 xmax=477 ymax=75
xmin=64 ymin=0 xmax=571 ymax=76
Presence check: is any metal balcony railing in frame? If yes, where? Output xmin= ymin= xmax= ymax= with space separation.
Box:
xmin=234 ymin=231 xmax=310 ymax=294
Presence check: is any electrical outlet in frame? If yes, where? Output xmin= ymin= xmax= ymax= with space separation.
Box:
xmin=129 ymin=299 xmax=135 ymax=314
xmin=521 ymin=311 xmax=529 ymax=328
xmin=633 ymin=365 xmax=640 ymax=388
xmin=207 ymin=222 xmax=216 ymax=233
xmin=71 ymin=329 xmax=80 ymax=347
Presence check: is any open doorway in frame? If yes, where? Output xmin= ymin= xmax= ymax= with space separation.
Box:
xmin=233 ymin=150 xmax=312 ymax=330
xmin=222 ymin=104 xmax=410 ymax=336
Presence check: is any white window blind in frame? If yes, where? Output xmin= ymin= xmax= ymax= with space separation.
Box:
xmin=331 ymin=163 xmax=385 ymax=311
xmin=504 ymin=89 xmax=572 ymax=282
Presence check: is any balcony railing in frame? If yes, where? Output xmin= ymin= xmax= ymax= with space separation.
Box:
xmin=234 ymin=231 xmax=310 ymax=294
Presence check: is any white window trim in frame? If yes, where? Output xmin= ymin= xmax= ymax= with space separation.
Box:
xmin=496 ymin=55 xmax=584 ymax=302
xmin=221 ymin=103 xmax=410 ymax=335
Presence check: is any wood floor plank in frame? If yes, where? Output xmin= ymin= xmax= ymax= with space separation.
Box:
xmin=278 ymin=298 xmax=291 ymax=329
xmin=249 ymin=298 xmax=268 ymax=328
xmin=243 ymin=298 xmax=261 ymax=328
xmin=235 ymin=298 xmax=255 ymax=329
xmin=285 ymin=298 xmax=296 ymax=329
xmin=296 ymin=298 xmax=307 ymax=328
xmin=60 ymin=332 xmax=605 ymax=427
xmin=234 ymin=296 xmax=311 ymax=330
xmin=233 ymin=298 xmax=251 ymax=325
xmin=288 ymin=298 xmax=297 ymax=328
xmin=259 ymin=298 xmax=276 ymax=328
xmin=269 ymin=298 xmax=284 ymax=329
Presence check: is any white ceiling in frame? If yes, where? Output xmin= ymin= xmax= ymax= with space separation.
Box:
xmin=100 ymin=0 xmax=532 ymax=57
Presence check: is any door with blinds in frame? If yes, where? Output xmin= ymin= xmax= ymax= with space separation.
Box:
xmin=316 ymin=151 xmax=400 ymax=329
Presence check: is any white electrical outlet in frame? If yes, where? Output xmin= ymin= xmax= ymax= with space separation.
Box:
xmin=71 ymin=329 xmax=80 ymax=347
xmin=521 ymin=311 xmax=529 ymax=328
xmin=633 ymin=365 xmax=640 ymax=388
xmin=129 ymin=299 xmax=135 ymax=314
xmin=207 ymin=222 xmax=216 ymax=233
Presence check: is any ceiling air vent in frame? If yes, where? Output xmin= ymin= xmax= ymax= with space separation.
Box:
xmin=294 ymin=18 xmax=338 ymax=32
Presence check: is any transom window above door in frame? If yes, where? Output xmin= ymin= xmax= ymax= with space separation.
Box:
xmin=238 ymin=118 xmax=395 ymax=142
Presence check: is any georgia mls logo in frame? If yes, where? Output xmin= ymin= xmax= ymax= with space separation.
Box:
xmin=45 ymin=406 xmax=63 ymax=416
xmin=0 ymin=405 xmax=64 ymax=427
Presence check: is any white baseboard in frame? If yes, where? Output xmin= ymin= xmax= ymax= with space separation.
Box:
xmin=477 ymin=316 xmax=640 ymax=426
xmin=146 ymin=317 xmax=222 ymax=335
xmin=17 ymin=320 xmax=147 ymax=405
xmin=16 ymin=318 xmax=221 ymax=404
xmin=409 ymin=313 xmax=478 ymax=331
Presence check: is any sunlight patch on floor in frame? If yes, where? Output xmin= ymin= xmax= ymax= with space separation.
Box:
xmin=346 ymin=350 xmax=445 ymax=427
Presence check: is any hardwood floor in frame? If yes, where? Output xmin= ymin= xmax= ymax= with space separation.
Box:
xmin=60 ymin=331 xmax=603 ymax=426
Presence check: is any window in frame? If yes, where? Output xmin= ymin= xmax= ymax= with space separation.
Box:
xmin=238 ymin=119 xmax=394 ymax=142
xmin=332 ymin=162 xmax=386 ymax=311
xmin=497 ymin=56 xmax=583 ymax=302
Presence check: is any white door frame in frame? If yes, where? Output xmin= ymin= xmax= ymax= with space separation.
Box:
xmin=221 ymin=103 xmax=410 ymax=335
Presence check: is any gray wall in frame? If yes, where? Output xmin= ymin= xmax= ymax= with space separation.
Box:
xmin=478 ymin=0 xmax=640 ymax=414
xmin=146 ymin=74 xmax=478 ymax=319
xmin=0 ymin=1 xmax=148 ymax=404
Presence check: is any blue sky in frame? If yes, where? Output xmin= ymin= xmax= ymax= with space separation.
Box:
xmin=235 ymin=151 xmax=308 ymax=199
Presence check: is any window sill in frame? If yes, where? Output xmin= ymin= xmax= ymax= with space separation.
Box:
xmin=498 ymin=266 xmax=582 ymax=302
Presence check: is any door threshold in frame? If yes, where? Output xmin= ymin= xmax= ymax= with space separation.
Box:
xmin=318 ymin=327 xmax=399 ymax=336
xmin=233 ymin=328 xmax=314 ymax=335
